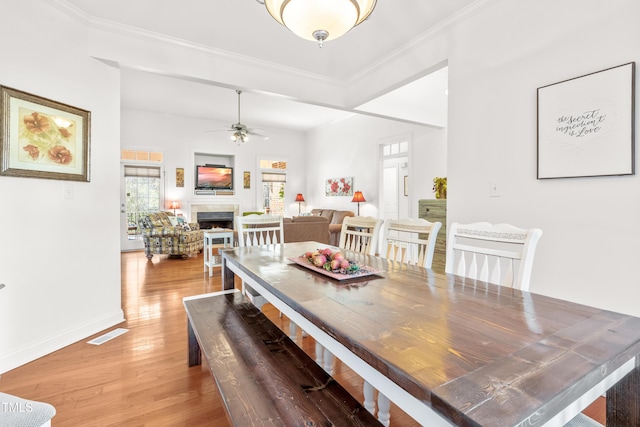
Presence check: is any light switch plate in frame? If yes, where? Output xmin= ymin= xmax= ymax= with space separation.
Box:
xmin=64 ymin=183 xmax=73 ymax=199
xmin=490 ymin=181 xmax=500 ymax=197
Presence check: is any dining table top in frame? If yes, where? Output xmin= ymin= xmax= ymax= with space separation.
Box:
xmin=220 ymin=241 xmax=640 ymax=427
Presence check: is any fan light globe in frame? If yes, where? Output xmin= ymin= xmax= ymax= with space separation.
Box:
xmin=264 ymin=0 xmax=376 ymax=47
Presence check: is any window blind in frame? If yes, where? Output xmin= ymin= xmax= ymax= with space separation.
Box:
xmin=261 ymin=172 xmax=286 ymax=182
xmin=124 ymin=166 xmax=161 ymax=178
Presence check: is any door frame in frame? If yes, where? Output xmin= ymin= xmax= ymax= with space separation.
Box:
xmin=119 ymin=162 xmax=165 ymax=252
xmin=378 ymin=134 xmax=411 ymax=221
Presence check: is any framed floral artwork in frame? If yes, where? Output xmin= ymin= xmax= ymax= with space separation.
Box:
xmin=325 ymin=177 xmax=353 ymax=196
xmin=0 ymin=85 xmax=90 ymax=182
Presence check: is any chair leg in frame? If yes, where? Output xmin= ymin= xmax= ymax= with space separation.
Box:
xmin=362 ymin=382 xmax=390 ymax=426
xmin=363 ymin=381 xmax=376 ymax=414
xmin=315 ymin=343 xmax=333 ymax=375
xmin=377 ymin=393 xmax=391 ymax=426
xmin=323 ymin=349 xmax=334 ymax=375
xmin=315 ymin=342 xmax=324 ymax=366
xmin=289 ymin=322 xmax=298 ymax=341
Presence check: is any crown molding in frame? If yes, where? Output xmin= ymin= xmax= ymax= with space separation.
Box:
xmin=347 ymin=0 xmax=503 ymax=86
xmin=45 ymin=0 xmax=341 ymax=87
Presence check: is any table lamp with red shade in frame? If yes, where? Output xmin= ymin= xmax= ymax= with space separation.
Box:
xmin=351 ymin=191 xmax=365 ymax=216
xmin=295 ymin=193 xmax=305 ymax=215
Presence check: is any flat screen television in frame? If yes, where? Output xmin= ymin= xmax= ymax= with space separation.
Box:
xmin=196 ymin=165 xmax=233 ymax=190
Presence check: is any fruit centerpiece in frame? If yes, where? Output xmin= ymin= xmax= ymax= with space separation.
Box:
xmin=303 ymin=248 xmax=361 ymax=275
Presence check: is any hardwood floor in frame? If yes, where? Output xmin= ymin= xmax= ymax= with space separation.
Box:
xmin=0 ymin=251 xmax=605 ymax=426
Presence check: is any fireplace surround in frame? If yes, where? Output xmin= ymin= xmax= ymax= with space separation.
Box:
xmin=190 ymin=203 xmax=240 ymax=230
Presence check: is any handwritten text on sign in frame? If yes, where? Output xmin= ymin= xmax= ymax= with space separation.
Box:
xmin=556 ymin=109 xmax=606 ymax=138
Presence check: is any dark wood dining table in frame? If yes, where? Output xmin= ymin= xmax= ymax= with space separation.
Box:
xmin=220 ymin=241 xmax=640 ymax=427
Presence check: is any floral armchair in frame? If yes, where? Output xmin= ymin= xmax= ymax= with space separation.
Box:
xmin=138 ymin=212 xmax=204 ymax=260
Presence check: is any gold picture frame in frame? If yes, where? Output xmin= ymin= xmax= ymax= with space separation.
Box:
xmin=0 ymin=85 xmax=90 ymax=182
xmin=243 ymin=171 xmax=250 ymax=189
xmin=176 ymin=167 xmax=184 ymax=187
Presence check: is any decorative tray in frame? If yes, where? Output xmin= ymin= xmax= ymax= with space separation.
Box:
xmin=287 ymin=256 xmax=383 ymax=281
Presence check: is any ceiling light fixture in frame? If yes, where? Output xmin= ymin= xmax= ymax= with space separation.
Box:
xmin=262 ymin=0 xmax=377 ymax=48
xmin=230 ymin=129 xmax=249 ymax=143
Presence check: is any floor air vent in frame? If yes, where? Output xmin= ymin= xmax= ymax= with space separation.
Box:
xmin=87 ymin=328 xmax=129 ymax=345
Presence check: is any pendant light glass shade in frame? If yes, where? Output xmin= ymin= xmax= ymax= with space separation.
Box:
xmin=263 ymin=0 xmax=376 ymax=46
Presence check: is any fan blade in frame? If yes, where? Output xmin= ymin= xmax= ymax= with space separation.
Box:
xmin=249 ymin=131 xmax=269 ymax=140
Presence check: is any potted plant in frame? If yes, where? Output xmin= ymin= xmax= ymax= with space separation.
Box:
xmin=433 ymin=177 xmax=447 ymax=199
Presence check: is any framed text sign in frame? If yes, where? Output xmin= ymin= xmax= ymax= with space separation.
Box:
xmin=0 ymin=86 xmax=90 ymax=182
xmin=537 ymin=62 xmax=635 ymax=179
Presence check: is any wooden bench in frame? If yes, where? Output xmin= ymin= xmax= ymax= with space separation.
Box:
xmin=183 ymin=289 xmax=382 ymax=427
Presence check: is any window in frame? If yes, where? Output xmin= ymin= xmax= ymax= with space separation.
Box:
xmin=121 ymin=150 xmax=163 ymax=162
xmin=124 ymin=166 xmax=161 ymax=239
xmin=260 ymin=160 xmax=287 ymax=216
xmin=381 ymin=140 xmax=408 ymax=157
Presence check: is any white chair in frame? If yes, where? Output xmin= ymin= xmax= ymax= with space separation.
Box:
xmin=339 ymin=216 xmax=384 ymax=256
xmin=235 ymin=214 xmax=305 ymax=341
xmin=0 ymin=392 xmax=56 ymax=426
xmin=236 ymin=214 xmax=284 ymax=249
xmin=444 ymin=222 xmax=595 ymax=426
xmin=445 ymin=222 xmax=542 ymax=291
xmin=317 ymin=216 xmax=385 ymax=375
xmin=382 ymin=218 xmax=442 ymax=268
xmin=332 ymin=216 xmax=389 ymax=424
xmin=235 ymin=214 xmax=284 ymax=310
xmin=362 ymin=218 xmax=442 ymax=425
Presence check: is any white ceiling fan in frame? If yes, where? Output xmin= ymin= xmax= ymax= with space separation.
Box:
xmin=209 ymin=90 xmax=268 ymax=143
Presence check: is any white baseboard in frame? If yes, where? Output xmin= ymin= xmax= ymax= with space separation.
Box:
xmin=0 ymin=309 xmax=125 ymax=375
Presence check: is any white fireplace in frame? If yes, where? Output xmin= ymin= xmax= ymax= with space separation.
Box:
xmin=189 ymin=203 xmax=240 ymax=229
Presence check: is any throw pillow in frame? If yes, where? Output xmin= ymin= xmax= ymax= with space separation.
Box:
xmin=176 ymin=216 xmax=185 ymax=225
xmin=182 ymin=224 xmax=192 ymax=231
xmin=168 ymin=216 xmax=179 ymax=226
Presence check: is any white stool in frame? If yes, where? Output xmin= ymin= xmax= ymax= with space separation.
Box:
xmin=203 ymin=229 xmax=234 ymax=277
xmin=0 ymin=392 xmax=56 ymax=427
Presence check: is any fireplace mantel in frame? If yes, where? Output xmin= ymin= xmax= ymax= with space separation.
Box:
xmin=190 ymin=203 xmax=240 ymax=226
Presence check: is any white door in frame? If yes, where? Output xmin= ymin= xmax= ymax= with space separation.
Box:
xmin=379 ymin=139 xmax=410 ymax=225
xmin=120 ymin=164 xmax=163 ymax=251
xmin=382 ymin=163 xmax=399 ymax=221
xmin=380 ymin=156 xmax=409 ymax=221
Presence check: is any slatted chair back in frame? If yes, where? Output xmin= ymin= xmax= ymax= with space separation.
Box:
xmin=445 ymin=222 xmax=543 ymax=291
xmin=383 ymin=218 xmax=442 ymax=268
xmin=339 ymin=216 xmax=383 ymax=256
xmin=236 ymin=214 xmax=284 ymax=247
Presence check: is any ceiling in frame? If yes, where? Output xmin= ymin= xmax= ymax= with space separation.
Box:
xmin=60 ymin=0 xmax=477 ymax=132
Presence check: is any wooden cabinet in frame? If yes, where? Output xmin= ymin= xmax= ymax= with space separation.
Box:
xmin=418 ymin=199 xmax=447 ymax=272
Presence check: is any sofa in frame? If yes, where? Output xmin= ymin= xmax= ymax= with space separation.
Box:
xmin=283 ymin=216 xmax=330 ymax=244
xmin=310 ymin=209 xmax=355 ymax=246
xmin=139 ymin=211 xmax=204 ymax=260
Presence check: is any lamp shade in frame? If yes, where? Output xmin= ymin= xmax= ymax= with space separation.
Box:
xmin=264 ymin=0 xmax=377 ymax=46
xmin=295 ymin=193 xmax=305 ymax=202
xmin=351 ymin=191 xmax=366 ymax=203
xmin=169 ymin=201 xmax=180 ymax=210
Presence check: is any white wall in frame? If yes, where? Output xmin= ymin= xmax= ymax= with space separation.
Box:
xmin=305 ymin=0 xmax=640 ymax=319
xmin=4 ymin=0 xmax=637 ymax=376
xmin=120 ymin=109 xmax=308 ymax=218
xmin=306 ymin=115 xmax=446 ymax=217
xmin=446 ymin=0 xmax=640 ymax=315
xmin=0 ymin=1 xmax=123 ymax=373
